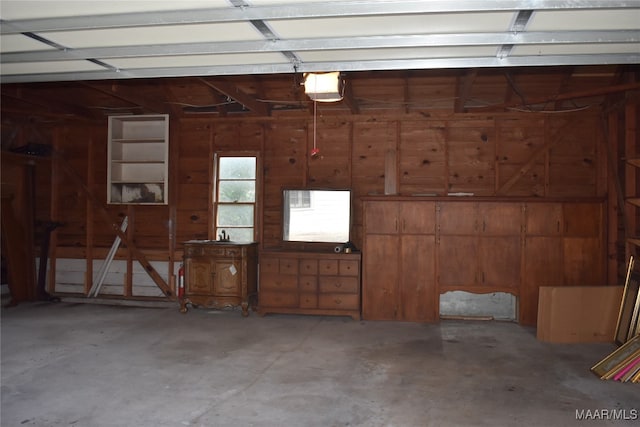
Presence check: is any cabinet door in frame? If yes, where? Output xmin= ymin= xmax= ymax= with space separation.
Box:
xmin=438 ymin=202 xmax=477 ymax=235
xmin=213 ymin=260 xmax=240 ymax=296
xmin=400 ymin=201 xmax=436 ymax=234
xmin=563 ymin=203 xmax=601 ymax=236
xmin=525 ymin=203 xmax=562 ymax=236
xmin=479 ymin=203 xmax=522 ymax=235
xmin=364 ymin=201 xmax=399 ymax=234
xmin=363 ymin=234 xmax=399 ymax=320
xmin=437 ymin=235 xmax=478 ymax=287
xmin=187 ymin=258 xmax=213 ymax=294
xmin=520 ymin=237 xmax=563 ymax=326
xmin=400 ymin=235 xmax=436 ymax=322
xmin=563 ymin=237 xmax=603 ymax=286
xmin=478 ymin=236 xmax=520 ymax=288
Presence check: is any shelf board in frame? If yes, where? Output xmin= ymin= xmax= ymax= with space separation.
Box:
xmin=112 ymin=138 xmax=165 ymax=143
xmin=111 ymin=181 xmax=165 ymax=185
xmin=111 ymin=160 xmax=164 ymax=164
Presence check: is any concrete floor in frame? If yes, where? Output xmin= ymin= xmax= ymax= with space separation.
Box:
xmin=1 ymin=302 xmax=638 ymax=427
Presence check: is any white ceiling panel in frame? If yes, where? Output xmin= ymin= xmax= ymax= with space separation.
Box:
xmin=0 ymin=1 xmax=230 ymax=19
xmin=0 ymin=59 xmax=106 ymax=75
xmin=0 ymin=34 xmax=57 ymax=52
xmin=528 ymin=10 xmax=640 ymax=31
xmin=39 ymin=22 xmax=265 ymax=49
xmin=0 ymin=1 xmax=638 ymax=83
xmin=513 ymin=43 xmax=640 ymax=56
xmin=268 ymin=13 xmax=516 ymax=38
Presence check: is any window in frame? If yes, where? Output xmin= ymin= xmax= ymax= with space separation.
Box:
xmin=288 ymin=190 xmax=311 ymax=208
xmin=214 ymin=154 xmax=258 ymax=242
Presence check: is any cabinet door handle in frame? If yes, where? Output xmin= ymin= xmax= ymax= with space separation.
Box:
xmin=335 ymin=282 xmax=342 ymax=288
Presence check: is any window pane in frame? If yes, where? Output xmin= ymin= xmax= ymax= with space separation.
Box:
xmin=218 ymin=227 xmax=254 ymax=242
xmin=218 ymin=181 xmax=255 ymax=202
xmin=219 ymin=157 xmax=256 ymax=179
xmin=217 ymin=205 xmax=254 ymax=227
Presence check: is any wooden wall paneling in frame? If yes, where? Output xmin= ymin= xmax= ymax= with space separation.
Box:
xmin=54 ymin=150 xmax=173 ymax=297
xmin=562 ymin=203 xmax=605 ymax=286
xmin=176 ymin=119 xmax=211 ymax=245
xmin=405 ymin=75 xmax=457 ymax=113
xmin=307 ymin=118 xmax=351 ymax=188
xmin=352 ymin=121 xmax=396 ymax=197
xmin=399 ymin=120 xmax=447 ymax=196
xmin=521 ymin=203 xmax=564 ymax=326
xmin=446 ymin=118 xmax=496 ymax=195
xmin=496 ymin=117 xmax=546 ymax=196
xmin=548 ymin=114 xmax=599 ymax=197
xmin=262 ymin=121 xmax=307 ymax=247
xmin=605 ymin=110 xmax=621 ymax=283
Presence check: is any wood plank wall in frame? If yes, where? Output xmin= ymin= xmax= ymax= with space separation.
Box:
xmin=9 ymin=110 xmax=610 ymax=298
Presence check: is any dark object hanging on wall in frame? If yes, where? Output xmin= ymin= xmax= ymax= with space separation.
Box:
xmin=10 ymin=143 xmax=52 ymax=157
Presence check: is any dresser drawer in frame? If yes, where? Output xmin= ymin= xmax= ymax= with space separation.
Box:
xmin=339 ymin=260 xmax=359 ymax=276
xmin=299 ymin=293 xmax=318 ymax=308
xmin=298 ymin=275 xmax=318 ymax=293
xmin=260 ymin=291 xmax=298 ymax=308
xmin=299 ymin=259 xmax=318 ymax=275
xmin=318 ymin=259 xmax=339 ymax=275
xmin=319 ymin=276 xmax=359 ymax=294
xmin=279 ymin=259 xmax=299 ymax=275
xmin=260 ymin=257 xmax=280 ymax=273
xmin=318 ymin=293 xmax=359 ymax=310
xmin=260 ymin=273 xmax=297 ymax=291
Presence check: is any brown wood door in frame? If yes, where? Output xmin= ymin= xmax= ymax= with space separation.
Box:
xmin=437 ymin=235 xmax=478 ymax=288
xmin=563 ymin=203 xmax=601 ymax=236
xmin=364 ymin=201 xmax=399 ymax=234
xmin=400 ymin=235 xmax=437 ymax=322
xmin=362 ymin=234 xmax=399 ymax=320
xmin=213 ymin=260 xmax=240 ymax=295
xmin=479 ymin=203 xmax=522 ymax=235
xmin=520 ymin=236 xmax=563 ymax=326
xmin=525 ymin=203 xmax=562 ymax=236
xmin=437 ymin=202 xmax=477 ymax=235
xmin=400 ymin=201 xmax=436 ymax=234
xmin=186 ymin=257 xmax=213 ymax=294
xmin=477 ymin=236 xmax=520 ymax=288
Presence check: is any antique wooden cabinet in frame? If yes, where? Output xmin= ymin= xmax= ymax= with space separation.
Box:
xmin=362 ymin=200 xmax=437 ymax=322
xmin=180 ymin=241 xmax=258 ymax=316
xmin=258 ymin=251 xmax=362 ymax=320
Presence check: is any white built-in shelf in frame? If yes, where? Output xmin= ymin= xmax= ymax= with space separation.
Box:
xmin=107 ymin=114 xmax=169 ymax=204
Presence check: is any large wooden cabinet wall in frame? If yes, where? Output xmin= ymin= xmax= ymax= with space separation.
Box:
xmin=180 ymin=241 xmax=258 ymax=316
xmin=362 ymin=197 xmax=605 ymax=325
xmin=259 ymin=251 xmax=361 ymax=320
xmin=362 ymin=201 xmax=437 ymax=322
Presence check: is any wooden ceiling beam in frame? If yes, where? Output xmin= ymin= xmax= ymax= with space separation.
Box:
xmin=1 ymin=86 xmax=98 ymax=120
xmin=81 ymin=82 xmax=168 ymax=114
xmin=198 ymin=78 xmax=270 ymax=116
xmin=475 ymin=81 xmax=640 ymax=112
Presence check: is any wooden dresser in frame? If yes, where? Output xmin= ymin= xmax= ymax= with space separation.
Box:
xmin=180 ymin=241 xmax=258 ymax=316
xmin=258 ymin=251 xmax=362 ymax=320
